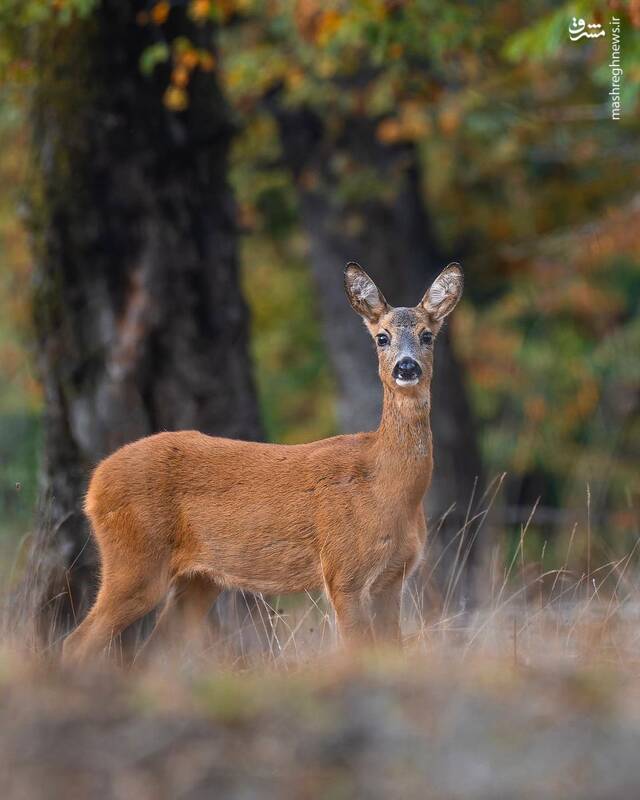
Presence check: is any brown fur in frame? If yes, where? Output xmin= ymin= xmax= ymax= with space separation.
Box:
xmin=62 ymin=262 xmax=464 ymax=661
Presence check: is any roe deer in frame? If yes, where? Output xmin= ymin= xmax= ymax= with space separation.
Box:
xmin=62 ymin=261 xmax=464 ymax=662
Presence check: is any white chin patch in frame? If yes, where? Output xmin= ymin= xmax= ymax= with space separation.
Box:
xmin=395 ymin=377 xmax=419 ymax=387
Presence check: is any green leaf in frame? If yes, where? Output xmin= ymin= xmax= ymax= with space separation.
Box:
xmin=139 ymin=42 xmax=170 ymax=76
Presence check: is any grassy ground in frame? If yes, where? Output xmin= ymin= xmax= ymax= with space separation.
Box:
xmin=2 ymin=474 xmax=638 ymax=799
xmin=2 ymin=589 xmax=640 ymax=800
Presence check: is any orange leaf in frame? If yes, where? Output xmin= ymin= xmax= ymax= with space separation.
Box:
xmin=179 ymin=49 xmax=200 ymax=70
xmin=172 ymin=66 xmax=190 ymax=88
xmin=151 ymin=1 xmax=171 ymax=25
xmin=189 ymin=0 xmax=211 ymax=21
xmin=199 ymin=52 xmax=216 ymax=72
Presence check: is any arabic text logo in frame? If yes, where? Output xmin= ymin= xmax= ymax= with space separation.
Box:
xmin=569 ymin=17 xmax=605 ymax=41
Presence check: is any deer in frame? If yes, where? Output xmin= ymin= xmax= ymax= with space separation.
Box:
xmin=62 ymin=261 xmax=464 ymax=663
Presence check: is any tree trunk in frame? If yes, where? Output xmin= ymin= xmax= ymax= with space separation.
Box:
xmin=277 ymin=110 xmax=483 ymax=608
xmin=20 ymin=2 xmax=263 ymax=645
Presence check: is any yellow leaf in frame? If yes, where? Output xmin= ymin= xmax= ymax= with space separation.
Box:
xmin=163 ymin=85 xmax=188 ymax=111
xmin=316 ymin=10 xmax=342 ymax=46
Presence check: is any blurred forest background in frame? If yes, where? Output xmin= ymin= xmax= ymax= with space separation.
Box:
xmin=0 ymin=0 xmax=638 ymax=638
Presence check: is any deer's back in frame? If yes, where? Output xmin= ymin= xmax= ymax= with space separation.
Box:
xmin=84 ymin=430 xmax=395 ymax=593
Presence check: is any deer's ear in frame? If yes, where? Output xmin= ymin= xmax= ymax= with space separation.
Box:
xmin=420 ymin=263 xmax=464 ymax=321
xmin=344 ymin=262 xmax=389 ymax=323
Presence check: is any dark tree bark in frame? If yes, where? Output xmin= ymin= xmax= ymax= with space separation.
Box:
xmin=20 ymin=2 xmax=263 ymax=644
xmin=276 ymin=110 xmax=483 ymax=607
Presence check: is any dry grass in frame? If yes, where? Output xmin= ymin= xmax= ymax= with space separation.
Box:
xmin=2 ymin=492 xmax=640 ymax=799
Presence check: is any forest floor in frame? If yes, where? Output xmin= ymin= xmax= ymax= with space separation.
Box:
xmin=2 ymin=601 xmax=640 ymax=800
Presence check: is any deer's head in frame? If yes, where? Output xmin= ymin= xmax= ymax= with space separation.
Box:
xmin=344 ymin=262 xmax=463 ymax=399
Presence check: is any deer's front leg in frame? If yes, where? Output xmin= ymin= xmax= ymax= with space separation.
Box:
xmin=371 ymin=575 xmax=403 ymax=646
xmin=328 ymin=587 xmax=374 ymax=645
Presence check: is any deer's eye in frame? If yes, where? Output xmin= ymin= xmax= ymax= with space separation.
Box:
xmin=420 ymin=330 xmax=433 ymax=346
xmin=376 ymin=333 xmax=390 ymax=348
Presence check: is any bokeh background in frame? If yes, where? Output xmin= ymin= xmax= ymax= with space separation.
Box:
xmin=0 ymin=0 xmax=638 ymax=635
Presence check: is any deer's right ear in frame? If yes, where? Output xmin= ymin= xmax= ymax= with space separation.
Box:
xmin=344 ymin=262 xmax=389 ymax=323
xmin=420 ymin=263 xmax=464 ymax=322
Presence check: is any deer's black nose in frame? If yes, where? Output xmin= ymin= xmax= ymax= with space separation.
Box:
xmin=393 ymin=357 xmax=422 ymax=382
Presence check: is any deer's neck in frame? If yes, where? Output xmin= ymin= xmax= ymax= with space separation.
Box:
xmin=373 ymin=386 xmax=433 ymax=505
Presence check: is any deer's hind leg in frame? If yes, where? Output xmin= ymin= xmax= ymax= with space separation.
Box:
xmin=62 ymin=511 xmax=171 ymax=665
xmin=371 ymin=569 xmax=405 ymax=646
xmin=62 ymin=567 xmax=169 ymax=665
xmin=140 ymin=573 xmax=222 ymax=659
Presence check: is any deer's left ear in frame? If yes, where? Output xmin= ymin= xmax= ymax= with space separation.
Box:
xmin=420 ymin=263 xmax=464 ymax=321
